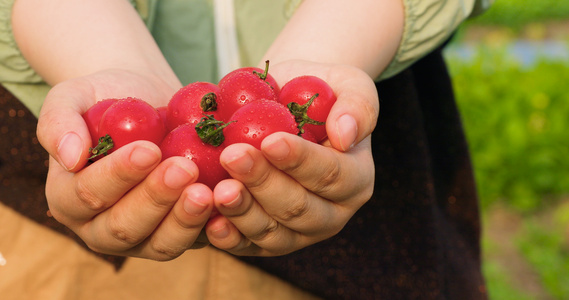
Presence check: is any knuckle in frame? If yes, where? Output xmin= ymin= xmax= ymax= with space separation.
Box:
xmin=361 ymin=93 xmax=380 ymax=130
xmin=107 ymin=213 xmax=143 ymax=248
xmin=74 ymin=179 xmax=107 ymax=212
xmin=249 ymin=218 xmax=280 ymax=243
xmin=150 ymin=243 xmax=185 ymax=261
xmin=312 ymin=160 xmax=342 ymax=194
xmin=278 ymin=198 xmax=310 ymax=223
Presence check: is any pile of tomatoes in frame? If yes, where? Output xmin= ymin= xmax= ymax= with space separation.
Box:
xmin=83 ymin=61 xmax=337 ymax=188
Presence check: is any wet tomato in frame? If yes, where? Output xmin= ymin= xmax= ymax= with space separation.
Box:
xmin=223 ymin=99 xmax=298 ymax=150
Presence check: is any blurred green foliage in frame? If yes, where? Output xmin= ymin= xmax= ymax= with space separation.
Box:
xmin=467 ymin=0 xmax=569 ymax=28
xmin=448 ymin=1 xmax=569 ymax=299
xmin=446 ymin=46 xmax=569 ymax=213
xmin=517 ymin=216 xmax=569 ymax=299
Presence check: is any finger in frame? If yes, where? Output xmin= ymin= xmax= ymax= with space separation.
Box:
xmin=205 ymin=213 xmax=262 ymax=255
xmin=37 ymin=80 xmax=95 ymax=172
xmin=207 ymin=179 xmax=302 ymax=256
xmin=269 ymin=63 xmax=379 ymax=152
xmin=79 ymin=156 xmax=199 ymax=253
xmin=324 ymin=66 xmax=379 ymax=151
xmin=261 ymin=132 xmax=374 ymax=206
xmin=129 ymin=183 xmax=214 ymax=260
xmin=46 ymin=141 xmax=162 ymax=226
xmin=219 ymin=143 xmax=345 ymax=237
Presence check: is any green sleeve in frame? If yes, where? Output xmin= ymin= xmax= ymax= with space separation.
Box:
xmin=379 ymin=0 xmax=494 ymax=81
xmin=0 ymin=0 xmax=156 ymax=117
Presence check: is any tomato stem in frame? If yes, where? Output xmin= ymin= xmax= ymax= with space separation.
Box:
xmin=88 ymin=134 xmax=114 ymax=160
xmin=200 ymin=92 xmax=218 ymax=112
xmin=253 ymin=60 xmax=276 ymax=90
xmin=253 ymin=60 xmax=270 ymax=81
xmin=195 ymin=114 xmax=234 ymax=147
xmin=287 ymin=93 xmax=325 ymax=136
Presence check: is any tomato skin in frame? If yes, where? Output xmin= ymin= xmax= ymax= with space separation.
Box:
xmin=98 ymin=97 xmax=166 ymax=151
xmin=166 ymin=82 xmax=221 ymax=132
xmin=156 ymin=105 xmax=168 ymax=128
xmin=278 ymin=75 xmax=337 ymax=143
xmin=217 ymin=67 xmax=279 ymax=122
xmin=82 ymin=98 xmax=118 ymax=147
xmin=160 ymin=123 xmax=229 ymax=189
xmin=224 ymin=100 xmax=298 ymax=149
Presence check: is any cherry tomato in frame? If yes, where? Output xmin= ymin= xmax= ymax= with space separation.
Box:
xmin=166 ymin=82 xmax=221 ymax=132
xmin=224 ymin=100 xmax=298 ymax=149
xmin=217 ymin=61 xmax=279 ymax=122
xmin=82 ymin=98 xmax=118 ymax=147
xmin=160 ymin=123 xmax=229 ymax=189
xmin=156 ymin=105 xmax=168 ymax=128
xmin=278 ymin=75 xmax=337 ymax=143
xmin=91 ymin=97 xmax=165 ymax=158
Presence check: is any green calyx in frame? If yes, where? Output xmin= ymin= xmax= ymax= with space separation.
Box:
xmin=287 ymin=93 xmax=325 ymax=135
xmin=88 ymin=134 xmax=114 ymax=160
xmin=195 ymin=114 xmax=234 ymax=147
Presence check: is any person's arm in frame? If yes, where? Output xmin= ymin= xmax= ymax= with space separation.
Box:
xmin=12 ymin=0 xmax=213 ymax=260
xmin=204 ymin=0 xmax=404 ymax=255
xmin=265 ymin=0 xmax=404 ymax=79
xmin=12 ymin=0 xmax=179 ymax=91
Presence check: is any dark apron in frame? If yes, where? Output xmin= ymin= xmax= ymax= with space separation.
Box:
xmin=239 ymin=46 xmax=487 ymax=299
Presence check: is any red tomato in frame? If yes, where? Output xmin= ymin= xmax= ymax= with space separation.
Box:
xmin=156 ymin=105 xmax=168 ymax=128
xmin=92 ymin=97 xmax=165 ymax=158
xmin=166 ymin=82 xmax=221 ymax=132
xmin=82 ymin=98 xmax=118 ymax=147
xmin=224 ymin=100 xmax=298 ymax=149
xmin=160 ymin=123 xmax=229 ymax=189
xmin=278 ymin=75 xmax=337 ymax=143
xmin=217 ymin=61 xmax=279 ymax=122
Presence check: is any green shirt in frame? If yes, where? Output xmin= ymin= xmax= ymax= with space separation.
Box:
xmin=0 ymin=0 xmax=492 ymax=117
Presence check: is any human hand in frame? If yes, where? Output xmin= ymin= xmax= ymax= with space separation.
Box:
xmin=205 ymin=61 xmax=379 ymax=256
xmin=37 ymin=70 xmax=214 ymax=260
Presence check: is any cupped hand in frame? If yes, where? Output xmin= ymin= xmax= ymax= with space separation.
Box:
xmin=205 ymin=61 xmax=379 ymax=256
xmin=38 ymin=70 xmax=214 ymax=260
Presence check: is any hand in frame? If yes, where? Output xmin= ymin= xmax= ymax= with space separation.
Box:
xmin=37 ymin=70 xmax=214 ymax=260
xmin=205 ymin=61 xmax=379 ymax=256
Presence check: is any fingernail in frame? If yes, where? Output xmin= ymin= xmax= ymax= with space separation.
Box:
xmin=164 ymin=165 xmax=195 ymax=189
xmin=57 ymin=132 xmax=83 ymax=171
xmin=262 ymin=136 xmax=290 ymax=160
xmin=224 ymin=151 xmax=254 ymax=174
xmin=184 ymin=194 xmax=209 ymax=216
xmin=221 ymin=194 xmax=242 ymax=209
xmin=129 ymin=146 xmax=160 ymax=170
xmin=211 ymin=223 xmax=230 ymax=239
xmin=336 ymin=114 xmax=358 ymax=151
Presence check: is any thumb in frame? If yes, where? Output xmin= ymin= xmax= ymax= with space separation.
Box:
xmin=37 ymin=81 xmax=94 ymax=172
xmin=325 ymin=67 xmax=379 ymax=152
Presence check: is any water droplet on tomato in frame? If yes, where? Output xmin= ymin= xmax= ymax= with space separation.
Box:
xmin=243 ymin=127 xmax=249 ymax=134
